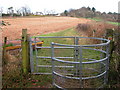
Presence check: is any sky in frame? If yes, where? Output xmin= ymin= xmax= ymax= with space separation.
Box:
xmin=0 ymin=0 xmax=119 ymax=13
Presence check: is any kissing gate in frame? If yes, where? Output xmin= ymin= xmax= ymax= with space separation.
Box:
xmin=29 ymin=36 xmax=110 ymax=88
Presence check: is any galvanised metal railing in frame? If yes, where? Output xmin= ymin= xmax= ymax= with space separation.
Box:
xmin=51 ymin=37 xmax=110 ymax=88
xmin=30 ymin=36 xmax=78 ymax=74
xmin=29 ymin=36 xmax=110 ymax=88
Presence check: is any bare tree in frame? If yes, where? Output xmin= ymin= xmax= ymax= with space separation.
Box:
xmin=0 ymin=7 xmax=3 ymax=17
xmin=43 ymin=9 xmax=56 ymax=15
xmin=50 ymin=10 xmax=56 ymax=15
xmin=7 ymin=7 xmax=14 ymax=16
xmin=43 ymin=9 xmax=47 ymax=15
xmin=15 ymin=8 xmax=21 ymax=15
xmin=44 ymin=9 xmax=51 ymax=15
xmin=19 ymin=6 xmax=31 ymax=16
xmin=35 ymin=12 xmax=43 ymax=15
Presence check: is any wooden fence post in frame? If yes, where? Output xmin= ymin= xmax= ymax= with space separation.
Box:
xmin=2 ymin=37 xmax=7 ymax=65
xmin=21 ymin=29 xmax=30 ymax=74
xmin=105 ymin=29 xmax=114 ymax=59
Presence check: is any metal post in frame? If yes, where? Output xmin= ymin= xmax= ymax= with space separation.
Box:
xmin=51 ymin=42 xmax=55 ymax=86
xmin=74 ymin=37 xmax=79 ymax=76
xmin=105 ymin=44 xmax=110 ymax=84
xmin=34 ymin=37 xmax=38 ymax=72
xmin=29 ymin=37 xmax=34 ymax=73
xmin=79 ymin=46 xmax=83 ymax=88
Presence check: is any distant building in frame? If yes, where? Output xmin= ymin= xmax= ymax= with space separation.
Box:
xmin=35 ymin=12 xmax=43 ymax=15
xmin=55 ymin=13 xmax=61 ymax=16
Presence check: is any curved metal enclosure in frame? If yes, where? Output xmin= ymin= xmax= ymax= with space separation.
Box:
xmin=51 ymin=37 xmax=110 ymax=88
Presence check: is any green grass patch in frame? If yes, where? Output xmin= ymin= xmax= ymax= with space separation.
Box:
xmin=107 ymin=21 xmax=120 ymax=26
xmin=5 ymin=43 xmax=14 ymax=47
xmin=87 ymin=18 xmax=102 ymax=22
xmin=33 ymin=27 xmax=79 ymax=46
xmin=39 ymin=27 xmax=78 ymax=37
xmin=88 ymin=17 xmax=120 ymax=26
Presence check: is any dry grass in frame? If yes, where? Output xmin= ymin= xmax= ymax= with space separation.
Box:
xmin=76 ymin=21 xmax=117 ymax=44
xmin=2 ymin=50 xmax=52 ymax=88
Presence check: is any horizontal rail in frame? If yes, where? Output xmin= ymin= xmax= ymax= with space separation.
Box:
xmin=34 ymin=36 xmax=75 ymax=38
xmin=53 ymin=71 xmax=106 ymax=80
xmin=34 ymin=36 xmax=110 ymax=47
xmin=37 ymin=65 xmax=74 ymax=68
xmin=53 ymin=83 xmax=65 ymax=90
xmin=5 ymin=41 xmax=43 ymax=50
xmin=52 ymin=42 xmax=110 ymax=47
xmin=52 ymin=57 xmax=108 ymax=64
xmin=54 ymin=80 xmax=104 ymax=89
xmin=32 ymin=42 xmax=43 ymax=46
xmin=36 ymin=56 xmax=107 ymax=65
xmin=53 ymin=83 xmax=64 ymax=89
xmin=5 ymin=45 xmax=21 ymax=50
xmin=34 ymin=36 xmax=109 ymax=41
xmin=33 ymin=73 xmax=52 ymax=75
xmin=36 ymin=46 xmax=107 ymax=54
xmin=37 ymin=56 xmax=74 ymax=59
xmin=36 ymin=46 xmax=74 ymax=49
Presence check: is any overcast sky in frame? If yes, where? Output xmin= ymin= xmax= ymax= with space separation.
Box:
xmin=0 ymin=0 xmax=119 ymax=13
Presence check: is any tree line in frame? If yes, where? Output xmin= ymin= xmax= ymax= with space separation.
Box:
xmin=0 ymin=6 xmax=31 ymax=17
xmin=0 ymin=6 xmax=59 ymax=17
xmin=61 ymin=7 xmax=118 ymax=22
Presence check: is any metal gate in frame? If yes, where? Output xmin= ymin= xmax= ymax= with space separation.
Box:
xmin=30 ymin=36 xmax=110 ymax=88
xmin=30 ymin=36 xmax=77 ymax=74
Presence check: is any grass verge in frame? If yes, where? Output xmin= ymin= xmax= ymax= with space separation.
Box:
xmin=88 ymin=18 xmax=120 ymax=26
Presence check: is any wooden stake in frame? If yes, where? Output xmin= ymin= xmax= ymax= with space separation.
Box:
xmin=2 ymin=37 xmax=7 ymax=65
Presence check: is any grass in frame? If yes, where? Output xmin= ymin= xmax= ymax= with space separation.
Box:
xmin=88 ymin=18 xmax=120 ymax=26
xmin=88 ymin=18 xmax=102 ymax=22
xmin=33 ymin=27 xmax=79 ymax=45
xmin=107 ymin=21 xmax=120 ymax=26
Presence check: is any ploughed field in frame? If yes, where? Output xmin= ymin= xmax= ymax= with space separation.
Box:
xmin=2 ymin=16 xmax=91 ymax=40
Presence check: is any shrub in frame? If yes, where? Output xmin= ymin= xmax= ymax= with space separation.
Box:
xmin=76 ymin=23 xmax=90 ymax=32
xmin=76 ymin=21 xmax=117 ymax=38
xmin=76 ymin=21 xmax=117 ymax=44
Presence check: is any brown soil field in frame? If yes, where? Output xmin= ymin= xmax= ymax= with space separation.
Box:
xmin=1 ymin=16 xmax=91 ymax=40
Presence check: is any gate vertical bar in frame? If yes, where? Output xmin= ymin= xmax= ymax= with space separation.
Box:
xmin=79 ymin=46 xmax=83 ymax=88
xmin=74 ymin=37 xmax=79 ymax=75
xmin=34 ymin=37 xmax=38 ymax=72
xmin=105 ymin=44 xmax=110 ymax=84
xmin=51 ymin=42 xmax=55 ymax=86
xmin=29 ymin=37 xmax=34 ymax=73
